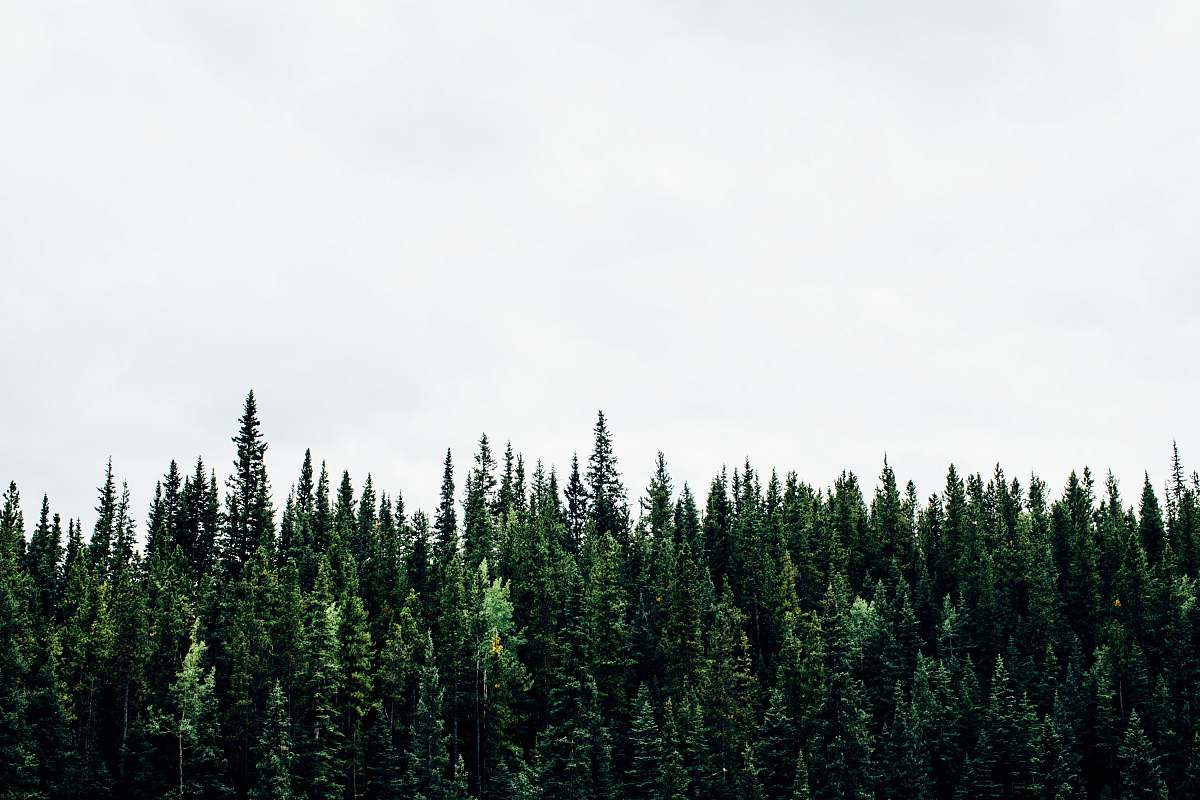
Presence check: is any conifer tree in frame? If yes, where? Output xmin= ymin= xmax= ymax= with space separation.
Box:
xmin=339 ymin=586 xmax=374 ymax=799
xmin=165 ymin=623 xmax=232 ymax=800
xmin=364 ymin=705 xmax=404 ymax=800
xmin=26 ymin=643 xmax=78 ymax=800
xmin=659 ymin=698 xmax=690 ymax=800
xmin=587 ymin=411 xmax=627 ymax=544
xmin=584 ymin=532 xmax=632 ymax=726
xmin=791 ymin=750 xmax=811 ymax=800
xmin=224 ymin=391 xmax=274 ymax=575
xmin=956 ymin=657 xmax=1040 ymax=800
xmin=1119 ymin=710 xmax=1168 ymax=800
xmin=179 ymin=458 xmax=220 ymax=582
xmin=625 ymin=685 xmax=665 ymax=800
xmin=878 ymin=682 xmax=930 ymax=800
xmin=1036 ymin=714 xmax=1081 ymax=800
xmin=89 ymin=462 xmax=117 ymax=574
xmin=0 ymin=482 xmax=24 ymax=572
xmin=406 ymin=633 xmax=450 ymax=800
xmin=435 ymin=450 xmax=459 ymax=565
xmin=26 ymin=495 xmax=62 ymax=622
xmin=0 ymin=574 xmax=36 ymax=798
xmin=251 ymin=682 xmax=294 ymax=800
xmin=299 ymin=588 xmax=344 ymax=800
xmin=538 ymin=568 xmax=606 ymax=800
xmin=757 ymin=688 xmax=797 ymax=798
xmin=565 ymin=453 xmax=588 ymax=553
xmin=9 ymin=391 xmax=1200 ymax=800
xmin=464 ymin=436 xmax=498 ymax=571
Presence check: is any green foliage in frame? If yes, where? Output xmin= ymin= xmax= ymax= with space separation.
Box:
xmin=251 ymin=682 xmax=294 ymax=800
xmin=157 ymin=622 xmax=232 ymax=800
xmin=1119 ymin=711 xmax=1168 ymax=800
xmin=7 ymin=397 xmax=1200 ymax=800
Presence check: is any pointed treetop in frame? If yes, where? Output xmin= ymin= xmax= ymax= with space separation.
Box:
xmin=435 ymin=448 xmax=457 ymax=561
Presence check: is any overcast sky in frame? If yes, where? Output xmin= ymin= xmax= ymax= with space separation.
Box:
xmin=3 ymin=1 xmax=1199 ymax=528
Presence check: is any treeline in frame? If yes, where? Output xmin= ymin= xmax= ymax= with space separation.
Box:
xmin=3 ymin=392 xmax=1200 ymax=799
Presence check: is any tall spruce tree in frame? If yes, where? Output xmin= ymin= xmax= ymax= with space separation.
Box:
xmin=586 ymin=411 xmax=627 ymax=544
xmin=223 ymin=391 xmax=274 ymax=575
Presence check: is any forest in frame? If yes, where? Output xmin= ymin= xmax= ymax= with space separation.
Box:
xmin=3 ymin=391 xmax=1200 ymax=800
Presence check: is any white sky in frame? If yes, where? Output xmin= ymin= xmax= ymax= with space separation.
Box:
xmin=3 ymin=1 xmax=1199 ymax=527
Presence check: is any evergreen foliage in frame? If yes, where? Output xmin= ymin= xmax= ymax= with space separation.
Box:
xmin=2 ymin=394 xmax=1199 ymax=798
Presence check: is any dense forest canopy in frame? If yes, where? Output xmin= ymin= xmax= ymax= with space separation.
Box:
xmin=3 ymin=391 xmax=1200 ymax=799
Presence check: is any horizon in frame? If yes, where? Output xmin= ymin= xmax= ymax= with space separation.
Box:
xmin=9 ymin=389 xmax=1194 ymax=541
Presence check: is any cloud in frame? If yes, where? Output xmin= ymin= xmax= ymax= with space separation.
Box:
xmin=1 ymin=1 xmax=1198 ymax=525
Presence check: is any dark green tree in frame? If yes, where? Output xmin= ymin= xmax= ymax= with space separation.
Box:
xmin=250 ymin=682 xmax=294 ymax=800
xmin=1119 ymin=710 xmax=1168 ymax=800
xmin=223 ymin=391 xmax=274 ymax=575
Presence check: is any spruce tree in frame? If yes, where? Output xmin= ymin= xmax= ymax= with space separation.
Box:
xmin=25 ymin=495 xmax=62 ymax=622
xmin=299 ymin=590 xmax=344 ymax=800
xmin=587 ymin=411 xmax=627 ymax=544
xmin=26 ymin=643 xmax=78 ymax=800
xmin=89 ymin=462 xmax=117 ymax=574
xmin=250 ymin=682 xmax=294 ymax=800
xmin=435 ymin=450 xmax=458 ymax=565
xmin=565 ymin=453 xmax=588 ymax=553
xmin=224 ymin=391 xmax=274 ymax=576
xmin=0 ymin=575 xmax=36 ymax=798
xmin=757 ymin=688 xmax=797 ymax=798
xmin=339 ymin=586 xmax=374 ymax=800
xmin=464 ymin=436 xmax=498 ymax=570
xmin=406 ymin=633 xmax=450 ymax=800
xmin=625 ymin=685 xmax=665 ymax=800
xmin=167 ymin=623 xmax=232 ymax=800
xmin=1119 ymin=710 xmax=1168 ymax=800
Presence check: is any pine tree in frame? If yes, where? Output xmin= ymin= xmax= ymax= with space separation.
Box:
xmin=406 ymin=633 xmax=450 ymax=800
xmin=351 ymin=473 xmax=377 ymax=565
xmin=179 ymin=458 xmax=220 ymax=582
xmin=956 ymin=657 xmax=1040 ymax=800
xmin=808 ymin=583 xmax=872 ymax=800
xmin=26 ymin=641 xmax=78 ymax=800
xmin=883 ymin=681 xmax=931 ymax=800
xmin=435 ymin=450 xmax=458 ymax=565
xmin=0 ymin=482 xmax=24 ymax=573
xmin=0 ymin=575 xmax=36 ymax=798
xmin=250 ymin=682 xmax=294 ymax=800
xmin=699 ymin=588 xmax=759 ymax=800
xmin=1139 ymin=475 xmax=1167 ymax=568
xmin=1036 ymin=714 xmax=1080 ymax=800
xmin=625 ymin=685 xmax=665 ymax=800
xmin=364 ymin=705 xmax=404 ymax=800
xmin=12 ymin=390 xmax=1200 ymax=800
xmin=89 ymin=462 xmax=117 ymax=574
xmin=584 ymin=532 xmax=632 ymax=727
xmin=464 ymin=435 xmax=498 ymax=571
xmin=538 ymin=568 xmax=605 ymax=800
xmin=587 ymin=411 xmax=627 ymax=544
xmin=166 ymin=623 xmax=232 ymax=800
xmin=223 ymin=391 xmax=274 ymax=576
xmin=757 ymin=688 xmax=797 ymax=798
xmin=299 ymin=589 xmax=344 ymax=800
xmin=659 ymin=699 xmax=690 ymax=800
xmin=565 ymin=453 xmax=588 ymax=554
xmin=791 ymin=750 xmax=811 ymax=800
xmin=643 ymin=452 xmax=674 ymax=542
xmin=339 ymin=587 xmax=374 ymax=800
xmin=1119 ymin=710 xmax=1168 ymax=800
xmin=25 ymin=495 xmax=62 ymax=622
